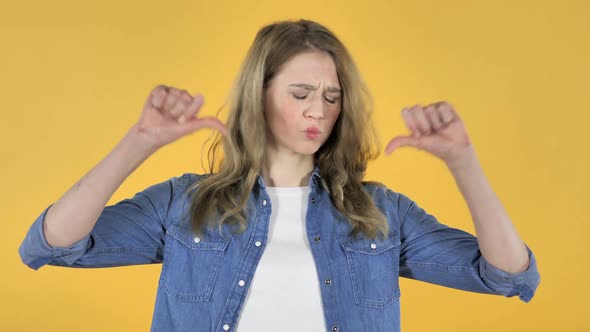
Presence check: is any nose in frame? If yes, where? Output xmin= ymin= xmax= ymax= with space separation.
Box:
xmin=304 ymin=94 xmax=326 ymax=119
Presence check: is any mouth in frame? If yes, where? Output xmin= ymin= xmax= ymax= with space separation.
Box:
xmin=304 ymin=131 xmax=321 ymax=139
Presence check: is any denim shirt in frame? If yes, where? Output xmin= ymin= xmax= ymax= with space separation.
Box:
xmin=18 ymin=166 xmax=541 ymax=332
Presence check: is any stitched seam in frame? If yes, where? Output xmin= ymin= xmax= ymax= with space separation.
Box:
xmin=402 ymin=260 xmax=479 ymax=274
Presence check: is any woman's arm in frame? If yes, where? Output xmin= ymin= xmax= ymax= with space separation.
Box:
xmin=43 ymin=125 xmax=155 ymax=248
xmin=385 ymin=102 xmax=540 ymax=302
xmin=385 ymin=102 xmax=531 ymax=274
xmin=447 ymin=145 xmax=529 ymax=274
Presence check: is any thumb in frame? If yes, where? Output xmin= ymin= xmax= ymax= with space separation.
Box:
xmin=183 ymin=116 xmax=228 ymax=136
xmin=384 ymin=135 xmax=420 ymax=155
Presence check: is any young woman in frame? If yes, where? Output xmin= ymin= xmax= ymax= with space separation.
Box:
xmin=19 ymin=19 xmax=540 ymax=332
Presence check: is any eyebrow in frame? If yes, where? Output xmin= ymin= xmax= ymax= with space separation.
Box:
xmin=288 ymin=83 xmax=342 ymax=93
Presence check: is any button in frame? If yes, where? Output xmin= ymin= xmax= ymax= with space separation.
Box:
xmin=370 ymin=243 xmax=377 ymax=249
xmin=325 ymin=279 xmax=331 ymax=285
xmin=193 ymin=236 xmax=201 ymax=243
xmin=332 ymin=326 xmax=339 ymax=332
xmin=238 ymin=280 xmax=245 ymax=287
xmin=255 ymin=241 xmax=262 ymax=247
xmin=311 ymin=197 xmax=316 ymax=203
xmin=314 ymin=236 xmax=321 ymax=242
xmin=223 ymin=324 xmax=230 ymax=331
xmin=262 ymin=199 xmax=267 ymax=206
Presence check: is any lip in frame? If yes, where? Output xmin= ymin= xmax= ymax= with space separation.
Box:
xmin=304 ymin=126 xmax=321 ymax=134
xmin=304 ymin=131 xmax=321 ymax=139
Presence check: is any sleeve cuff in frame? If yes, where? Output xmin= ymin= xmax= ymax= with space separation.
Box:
xmin=478 ymin=243 xmax=541 ymax=303
xmin=18 ymin=203 xmax=91 ymax=270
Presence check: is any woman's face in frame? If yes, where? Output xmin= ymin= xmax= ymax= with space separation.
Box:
xmin=264 ymin=50 xmax=342 ymax=157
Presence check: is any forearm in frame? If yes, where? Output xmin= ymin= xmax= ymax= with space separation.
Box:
xmin=43 ymin=124 xmax=157 ymax=248
xmin=447 ymin=146 xmax=530 ymax=274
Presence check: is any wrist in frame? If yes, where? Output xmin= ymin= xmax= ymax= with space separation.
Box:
xmin=446 ymin=145 xmax=479 ymax=172
xmin=120 ymin=124 xmax=159 ymax=161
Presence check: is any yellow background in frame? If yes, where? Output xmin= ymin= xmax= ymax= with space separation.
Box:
xmin=2 ymin=0 xmax=587 ymax=331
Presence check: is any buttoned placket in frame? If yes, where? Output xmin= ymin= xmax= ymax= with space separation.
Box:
xmin=305 ymin=177 xmax=340 ymax=332
xmin=217 ymin=168 xmax=343 ymax=332
xmin=217 ymin=188 xmax=273 ymax=332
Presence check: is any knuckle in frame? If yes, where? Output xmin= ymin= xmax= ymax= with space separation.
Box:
xmin=165 ymin=89 xmax=180 ymax=103
xmin=151 ymin=85 xmax=165 ymax=98
xmin=155 ymin=85 xmax=169 ymax=96
xmin=180 ymin=93 xmax=192 ymax=106
xmin=170 ymin=89 xmax=180 ymax=96
xmin=170 ymin=103 xmax=183 ymax=114
xmin=178 ymin=101 xmax=190 ymax=110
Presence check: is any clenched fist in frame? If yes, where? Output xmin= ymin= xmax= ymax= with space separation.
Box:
xmin=135 ymin=85 xmax=229 ymax=150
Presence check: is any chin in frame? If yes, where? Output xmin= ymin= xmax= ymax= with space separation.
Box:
xmin=299 ymin=146 xmax=322 ymax=155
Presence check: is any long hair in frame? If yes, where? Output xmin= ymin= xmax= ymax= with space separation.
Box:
xmin=181 ymin=18 xmax=389 ymax=241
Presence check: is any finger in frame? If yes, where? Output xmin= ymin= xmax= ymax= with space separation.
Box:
xmin=402 ymin=106 xmax=419 ymax=137
xmin=425 ymin=103 xmax=444 ymax=131
xmin=411 ymin=105 xmax=431 ymax=136
xmin=438 ymin=102 xmax=455 ymax=124
xmin=163 ymin=88 xmax=181 ymax=114
xmin=432 ymin=101 xmax=448 ymax=125
xmin=385 ymin=135 xmax=419 ymax=154
xmin=170 ymin=90 xmax=192 ymax=120
xmin=149 ymin=85 xmax=168 ymax=110
xmin=206 ymin=118 xmax=229 ymax=136
xmin=186 ymin=117 xmax=229 ymax=136
xmin=179 ymin=93 xmax=205 ymax=124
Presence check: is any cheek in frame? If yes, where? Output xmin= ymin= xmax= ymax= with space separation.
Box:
xmin=278 ymin=100 xmax=301 ymax=123
xmin=328 ymin=107 xmax=341 ymax=125
xmin=268 ymin=102 xmax=300 ymax=133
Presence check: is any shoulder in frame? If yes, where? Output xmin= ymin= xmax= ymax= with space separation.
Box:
xmin=177 ymin=172 xmax=207 ymax=184
xmin=360 ymin=180 xmax=417 ymax=221
xmin=361 ymin=180 xmax=397 ymax=200
xmin=362 ymin=180 xmax=413 ymax=204
xmin=172 ymin=172 xmax=209 ymax=194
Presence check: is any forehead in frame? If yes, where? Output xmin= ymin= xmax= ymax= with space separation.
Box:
xmin=274 ymin=50 xmax=340 ymax=87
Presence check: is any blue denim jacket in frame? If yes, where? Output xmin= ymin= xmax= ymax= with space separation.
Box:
xmin=18 ymin=166 xmax=540 ymax=331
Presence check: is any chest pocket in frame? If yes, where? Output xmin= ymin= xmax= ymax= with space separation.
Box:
xmin=339 ymin=235 xmax=401 ymax=308
xmin=159 ymin=223 xmax=230 ymax=302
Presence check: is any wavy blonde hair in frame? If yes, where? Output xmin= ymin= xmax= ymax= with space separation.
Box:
xmin=181 ymin=18 xmax=389 ymax=241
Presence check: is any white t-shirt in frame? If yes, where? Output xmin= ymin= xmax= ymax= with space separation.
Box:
xmin=235 ymin=185 xmax=326 ymax=331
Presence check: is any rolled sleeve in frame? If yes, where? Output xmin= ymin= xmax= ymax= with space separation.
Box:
xmin=18 ymin=173 xmax=194 ymax=270
xmin=479 ymin=244 xmax=540 ymax=303
xmin=386 ymin=188 xmax=541 ymax=303
xmin=18 ymin=203 xmax=92 ymax=270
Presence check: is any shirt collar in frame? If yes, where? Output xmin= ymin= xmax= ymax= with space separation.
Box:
xmin=256 ymin=164 xmax=322 ymax=190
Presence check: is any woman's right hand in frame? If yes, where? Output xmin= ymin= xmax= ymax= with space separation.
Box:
xmin=134 ymin=85 xmax=229 ymax=151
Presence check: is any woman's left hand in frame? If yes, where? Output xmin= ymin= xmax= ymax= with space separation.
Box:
xmin=384 ymin=101 xmax=474 ymax=168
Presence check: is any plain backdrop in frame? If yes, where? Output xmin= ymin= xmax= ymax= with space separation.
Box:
xmin=2 ymin=0 xmax=587 ymax=331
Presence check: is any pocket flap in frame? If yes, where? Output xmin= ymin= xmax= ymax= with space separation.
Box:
xmin=339 ymin=236 xmax=400 ymax=255
xmin=167 ymin=224 xmax=229 ymax=251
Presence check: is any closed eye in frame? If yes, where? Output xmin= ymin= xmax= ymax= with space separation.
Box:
xmin=293 ymin=94 xmax=338 ymax=104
